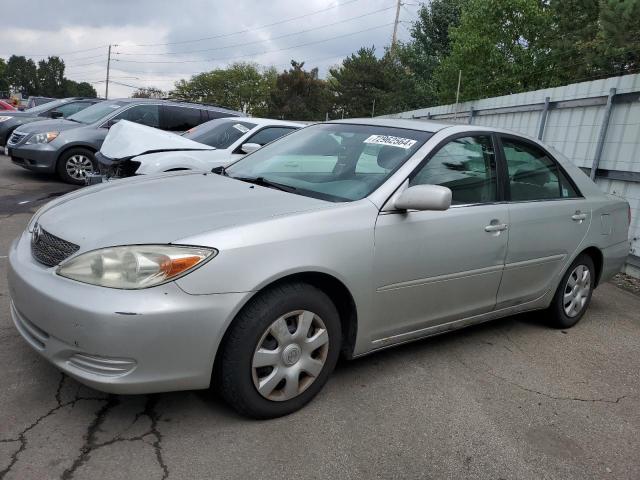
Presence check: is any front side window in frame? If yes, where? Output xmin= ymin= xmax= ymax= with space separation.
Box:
xmin=226 ymin=123 xmax=432 ymax=202
xmin=502 ymin=137 xmax=579 ymax=201
xmin=245 ymin=127 xmax=297 ymax=146
xmin=113 ymin=104 xmax=160 ymax=128
xmin=184 ymin=119 xmax=257 ymax=148
xmin=410 ymin=135 xmax=497 ymax=205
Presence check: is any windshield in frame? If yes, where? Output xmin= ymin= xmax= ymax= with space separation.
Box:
xmin=184 ymin=119 xmax=257 ymax=148
xmin=226 ymin=123 xmax=433 ymax=202
xmin=68 ymin=101 xmax=126 ymax=124
xmin=25 ymin=99 xmax=67 ymax=114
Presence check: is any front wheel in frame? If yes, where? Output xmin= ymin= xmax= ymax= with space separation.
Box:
xmin=547 ymin=254 xmax=595 ymax=329
xmin=218 ymin=283 xmax=341 ymax=419
xmin=57 ymin=148 xmax=96 ymax=185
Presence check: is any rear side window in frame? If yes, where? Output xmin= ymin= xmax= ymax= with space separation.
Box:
xmin=206 ymin=109 xmax=237 ymax=120
xmin=113 ymin=104 xmax=160 ymax=128
xmin=501 ymin=137 xmax=579 ymax=201
xmin=410 ymin=135 xmax=498 ymax=205
xmin=245 ymin=127 xmax=297 ymax=146
xmin=161 ymin=105 xmax=204 ymax=132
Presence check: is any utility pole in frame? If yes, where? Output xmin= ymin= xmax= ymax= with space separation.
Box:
xmin=105 ymin=44 xmax=112 ymax=99
xmin=391 ymin=0 xmax=402 ymax=50
xmin=371 ymin=98 xmax=376 ymax=117
xmin=453 ymin=69 xmax=462 ymax=122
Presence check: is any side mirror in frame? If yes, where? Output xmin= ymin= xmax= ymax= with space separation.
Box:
xmin=50 ymin=110 xmax=63 ymax=119
xmin=394 ymin=185 xmax=452 ymax=211
xmin=240 ymin=142 xmax=261 ymax=154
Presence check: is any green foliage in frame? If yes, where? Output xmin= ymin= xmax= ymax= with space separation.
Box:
xmin=37 ymin=56 xmax=66 ymax=97
xmin=6 ymin=55 xmax=38 ymax=96
xmin=132 ymin=86 xmax=166 ymax=99
xmin=0 ymin=58 xmax=8 ymax=95
xmin=266 ymin=61 xmax=332 ymax=120
xmin=173 ymin=62 xmax=276 ymax=116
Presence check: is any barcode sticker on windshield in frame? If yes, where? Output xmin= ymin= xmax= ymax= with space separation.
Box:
xmin=233 ymin=124 xmax=250 ymax=133
xmin=364 ymin=134 xmax=417 ymax=149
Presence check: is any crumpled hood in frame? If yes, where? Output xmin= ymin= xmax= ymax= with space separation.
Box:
xmin=15 ymin=118 xmax=83 ymax=134
xmin=101 ymin=120 xmax=212 ymax=160
xmin=35 ymin=172 xmax=332 ymax=251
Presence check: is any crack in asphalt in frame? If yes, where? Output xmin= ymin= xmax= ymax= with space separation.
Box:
xmin=456 ymin=357 xmax=631 ymax=404
xmin=0 ymin=374 xmax=105 ymax=479
xmin=60 ymin=394 xmax=168 ymax=480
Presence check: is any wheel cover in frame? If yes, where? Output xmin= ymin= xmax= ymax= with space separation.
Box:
xmin=65 ymin=154 xmax=94 ymax=180
xmin=251 ymin=310 xmax=329 ymax=402
xmin=563 ymin=264 xmax=591 ymax=317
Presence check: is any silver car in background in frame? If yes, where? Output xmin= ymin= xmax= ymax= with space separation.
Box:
xmin=7 ymin=119 xmax=630 ymax=418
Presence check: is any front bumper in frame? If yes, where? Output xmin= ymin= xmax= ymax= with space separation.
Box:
xmin=8 ymin=230 xmax=250 ymax=394
xmin=8 ymin=143 xmax=58 ymax=173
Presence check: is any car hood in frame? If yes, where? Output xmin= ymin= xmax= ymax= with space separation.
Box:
xmin=101 ymin=120 xmax=212 ymax=160
xmin=35 ymin=171 xmax=333 ymax=250
xmin=15 ymin=118 xmax=84 ymax=133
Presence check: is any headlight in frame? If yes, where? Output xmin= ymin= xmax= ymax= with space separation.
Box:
xmin=0 ymin=116 xmax=12 ymax=122
xmin=57 ymin=245 xmax=216 ymax=289
xmin=26 ymin=131 xmax=59 ymax=144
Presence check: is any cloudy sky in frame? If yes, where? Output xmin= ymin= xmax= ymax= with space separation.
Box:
xmin=0 ymin=0 xmax=420 ymax=98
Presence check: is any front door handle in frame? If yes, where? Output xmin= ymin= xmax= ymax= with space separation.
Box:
xmin=571 ymin=211 xmax=587 ymax=222
xmin=484 ymin=223 xmax=508 ymax=232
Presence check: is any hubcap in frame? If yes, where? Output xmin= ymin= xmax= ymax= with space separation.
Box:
xmin=252 ymin=310 xmax=329 ymax=402
xmin=65 ymin=154 xmax=94 ymax=180
xmin=563 ymin=264 xmax=591 ymax=317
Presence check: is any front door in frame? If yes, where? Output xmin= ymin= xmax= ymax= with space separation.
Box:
xmin=496 ymin=136 xmax=591 ymax=307
xmin=371 ymin=134 xmax=508 ymax=343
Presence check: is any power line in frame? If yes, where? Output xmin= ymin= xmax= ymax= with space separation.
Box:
xmin=124 ymin=0 xmax=363 ymax=48
xmin=113 ymin=23 xmax=394 ymax=65
xmin=0 ymin=44 xmax=109 ymax=58
xmin=115 ymin=5 xmax=396 ymax=57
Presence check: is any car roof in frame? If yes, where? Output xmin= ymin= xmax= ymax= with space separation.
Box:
xmin=111 ymin=97 xmax=242 ymax=114
xmin=329 ymin=117 xmax=454 ymax=133
xmin=233 ymin=118 xmax=305 ymax=128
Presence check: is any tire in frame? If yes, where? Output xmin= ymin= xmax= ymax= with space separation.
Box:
xmin=547 ymin=254 xmax=595 ymax=329
xmin=56 ymin=148 xmax=96 ymax=185
xmin=218 ymin=282 xmax=341 ymax=419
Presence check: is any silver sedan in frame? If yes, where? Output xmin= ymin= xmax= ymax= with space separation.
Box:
xmin=8 ymin=119 xmax=630 ymax=418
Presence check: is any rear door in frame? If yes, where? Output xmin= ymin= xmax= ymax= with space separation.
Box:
xmin=497 ymin=135 xmax=590 ymax=308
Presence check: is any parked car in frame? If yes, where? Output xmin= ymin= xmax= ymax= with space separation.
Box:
xmin=26 ymin=96 xmax=56 ymax=110
xmin=5 ymin=99 xmax=243 ymax=184
xmin=7 ymin=119 xmax=630 ymax=418
xmin=0 ymin=100 xmax=17 ymax=111
xmin=96 ymin=117 xmax=303 ymax=179
xmin=0 ymin=97 xmax=102 ymax=147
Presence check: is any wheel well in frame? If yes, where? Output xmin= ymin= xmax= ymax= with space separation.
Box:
xmin=580 ymin=246 xmax=604 ymax=286
xmin=56 ymin=145 xmax=96 ymax=166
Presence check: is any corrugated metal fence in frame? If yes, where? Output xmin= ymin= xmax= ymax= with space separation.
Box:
xmin=383 ymin=73 xmax=640 ymax=276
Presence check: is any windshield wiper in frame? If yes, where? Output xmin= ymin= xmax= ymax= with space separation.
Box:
xmin=67 ymin=118 xmax=80 ymax=123
xmin=232 ymin=176 xmax=296 ymax=193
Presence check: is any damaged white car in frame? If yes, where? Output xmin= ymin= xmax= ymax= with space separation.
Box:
xmin=95 ymin=117 xmax=303 ymax=179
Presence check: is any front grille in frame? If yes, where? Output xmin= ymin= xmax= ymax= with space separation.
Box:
xmin=8 ymin=131 xmax=27 ymax=146
xmin=31 ymin=227 xmax=80 ymax=267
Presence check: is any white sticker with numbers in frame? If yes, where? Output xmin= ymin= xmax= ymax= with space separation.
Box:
xmin=363 ymin=134 xmax=417 ymax=149
xmin=233 ymin=123 xmax=250 ymax=133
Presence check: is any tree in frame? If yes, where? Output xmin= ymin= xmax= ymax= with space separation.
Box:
xmin=329 ymin=47 xmax=424 ymax=117
xmin=37 ymin=56 xmax=66 ymax=97
xmin=5 ymin=55 xmax=38 ymax=96
xmin=132 ymin=86 xmax=166 ymax=99
xmin=0 ymin=58 xmax=8 ymax=96
xmin=397 ymin=0 xmax=467 ymax=105
xmin=173 ymin=62 xmax=276 ymax=116
xmin=267 ymin=61 xmax=332 ymax=120
xmin=597 ymin=0 xmax=640 ymax=74
xmin=63 ymin=79 xmax=97 ymax=98
xmin=433 ymin=0 xmax=551 ymax=103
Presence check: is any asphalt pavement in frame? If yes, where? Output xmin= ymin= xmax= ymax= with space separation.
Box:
xmin=1 ymin=156 xmax=639 ymax=480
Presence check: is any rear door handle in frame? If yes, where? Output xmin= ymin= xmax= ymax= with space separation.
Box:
xmin=484 ymin=223 xmax=508 ymax=232
xmin=571 ymin=212 xmax=587 ymax=222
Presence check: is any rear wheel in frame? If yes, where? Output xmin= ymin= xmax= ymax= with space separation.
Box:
xmin=57 ymin=148 xmax=96 ymax=185
xmin=547 ymin=254 xmax=595 ymax=328
xmin=218 ymin=282 xmax=341 ymax=419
